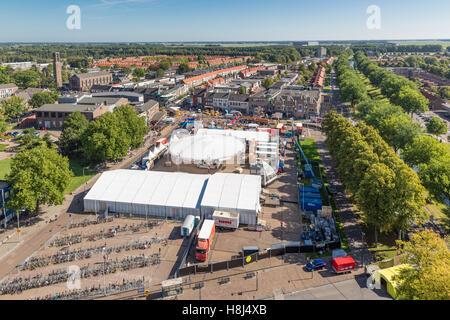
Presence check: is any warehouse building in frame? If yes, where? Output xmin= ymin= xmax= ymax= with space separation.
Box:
xmin=84 ymin=170 xmax=262 ymax=225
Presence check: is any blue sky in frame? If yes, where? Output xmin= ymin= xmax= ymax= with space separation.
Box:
xmin=1 ymin=0 xmax=449 ymax=42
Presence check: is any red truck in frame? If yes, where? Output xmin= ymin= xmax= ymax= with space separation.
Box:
xmin=195 ymin=219 xmax=215 ymax=262
xmin=332 ymin=256 xmax=356 ymax=274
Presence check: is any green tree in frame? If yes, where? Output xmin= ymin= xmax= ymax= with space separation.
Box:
xmin=58 ymin=111 xmax=89 ymax=157
xmin=7 ymin=145 xmax=72 ymax=214
xmin=426 ymin=117 xmax=447 ymax=135
xmin=394 ymin=230 xmax=450 ymax=300
xmin=16 ymin=130 xmax=53 ymax=152
xmin=81 ymin=112 xmax=131 ymax=163
xmin=0 ymin=96 xmax=26 ymax=120
xmin=12 ymin=69 xmax=41 ymax=88
xmin=0 ymin=113 xmax=7 ymax=134
xmin=393 ymin=86 xmax=429 ymax=116
xmin=402 ymin=135 xmax=448 ymax=167
xmin=178 ymin=63 xmax=190 ymax=74
xmin=262 ymin=77 xmax=273 ymax=90
xmin=156 ymin=69 xmax=165 ymax=78
xmin=356 ymin=163 xmax=397 ymax=245
xmin=132 ymin=67 xmax=145 ymax=78
xmin=419 ymin=157 xmax=450 ymax=199
xmin=377 ymin=114 xmax=422 ymax=152
xmin=113 ymin=105 xmax=148 ymax=149
xmin=29 ymin=91 xmax=59 ymax=109
xmin=159 ymin=59 xmax=171 ymax=70
xmin=239 ymin=86 xmax=247 ymax=94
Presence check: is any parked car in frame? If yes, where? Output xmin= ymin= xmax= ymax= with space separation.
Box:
xmin=327 ymin=183 xmax=338 ymax=195
xmin=332 ymin=249 xmax=347 ymax=259
xmin=306 ymin=259 xmax=327 ymax=271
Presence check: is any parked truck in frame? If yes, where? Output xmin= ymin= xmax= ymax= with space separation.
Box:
xmin=212 ymin=210 xmax=239 ymax=230
xmin=180 ymin=215 xmax=199 ymax=238
xmin=195 ymin=219 xmax=215 ymax=262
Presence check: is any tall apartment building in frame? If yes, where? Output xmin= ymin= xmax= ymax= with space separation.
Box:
xmin=53 ymin=52 xmax=63 ymax=88
xmin=317 ymin=47 xmax=327 ymax=58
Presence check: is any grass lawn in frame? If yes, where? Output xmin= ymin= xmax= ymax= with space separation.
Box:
xmin=0 ymin=143 xmax=9 ymax=152
xmin=0 ymin=157 xmax=96 ymax=194
xmin=0 ymin=158 xmax=12 ymax=180
xmin=425 ymin=201 xmax=450 ymax=233
xmin=299 ymin=138 xmax=321 ymax=162
xmin=360 ymin=222 xmax=398 ymax=261
xmin=358 ymin=73 xmax=390 ymax=102
xmin=65 ymin=159 xmax=96 ymax=194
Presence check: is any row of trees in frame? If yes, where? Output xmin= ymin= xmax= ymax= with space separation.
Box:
xmin=345 ymin=52 xmax=449 ymax=200
xmin=59 ymin=105 xmax=148 ymax=164
xmin=322 ymin=112 xmax=427 ymax=243
xmin=354 ymin=52 xmax=429 ymax=116
xmin=335 ymin=52 xmax=368 ymax=107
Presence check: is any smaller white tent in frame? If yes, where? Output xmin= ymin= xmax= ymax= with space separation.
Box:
xmin=201 ymin=173 xmax=261 ymax=225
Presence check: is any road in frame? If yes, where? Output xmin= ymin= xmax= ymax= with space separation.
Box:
xmin=283 ymin=275 xmax=390 ymax=300
xmin=305 ymin=125 xmax=373 ymax=266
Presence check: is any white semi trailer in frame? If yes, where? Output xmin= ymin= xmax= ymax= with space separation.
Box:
xmin=212 ymin=210 xmax=239 ymax=230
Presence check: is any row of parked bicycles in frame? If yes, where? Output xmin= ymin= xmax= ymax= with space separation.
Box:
xmin=1 ymin=254 xmax=160 ymax=295
xmin=31 ymin=278 xmax=146 ymax=300
xmin=18 ymin=237 xmax=168 ymax=271
xmin=49 ymin=221 xmax=162 ymax=247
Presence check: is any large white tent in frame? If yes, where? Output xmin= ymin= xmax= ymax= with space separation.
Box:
xmin=84 ymin=170 xmax=262 ymax=225
xmin=169 ymin=134 xmax=245 ymax=164
xmin=196 ymin=128 xmax=270 ymax=143
xmin=201 ymin=173 xmax=261 ymax=225
xmin=84 ymin=170 xmax=209 ymax=220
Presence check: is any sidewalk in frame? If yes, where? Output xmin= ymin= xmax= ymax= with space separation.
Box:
xmin=306 ymin=126 xmax=373 ymax=265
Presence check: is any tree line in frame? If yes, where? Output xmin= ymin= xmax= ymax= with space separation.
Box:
xmin=354 ymin=51 xmax=429 ymax=116
xmin=335 ymin=51 xmax=449 ymax=204
xmin=322 ymin=111 xmax=426 ymax=243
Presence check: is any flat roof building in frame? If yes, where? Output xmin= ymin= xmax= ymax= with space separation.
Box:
xmin=35 ymin=97 xmax=128 ymax=129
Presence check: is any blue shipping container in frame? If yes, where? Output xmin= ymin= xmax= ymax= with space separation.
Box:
xmin=300 ymin=198 xmax=323 ymax=211
xmin=299 ymin=192 xmax=321 ymax=199
xmin=298 ymin=186 xmax=320 ymax=193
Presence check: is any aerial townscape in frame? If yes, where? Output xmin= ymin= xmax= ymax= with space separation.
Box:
xmin=0 ymin=0 xmax=448 ymax=308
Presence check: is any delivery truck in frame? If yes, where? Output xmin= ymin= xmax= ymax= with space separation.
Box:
xmin=332 ymin=256 xmax=356 ymax=274
xmin=180 ymin=215 xmax=199 ymax=237
xmin=195 ymin=219 xmax=215 ymax=262
xmin=212 ymin=210 xmax=239 ymax=230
